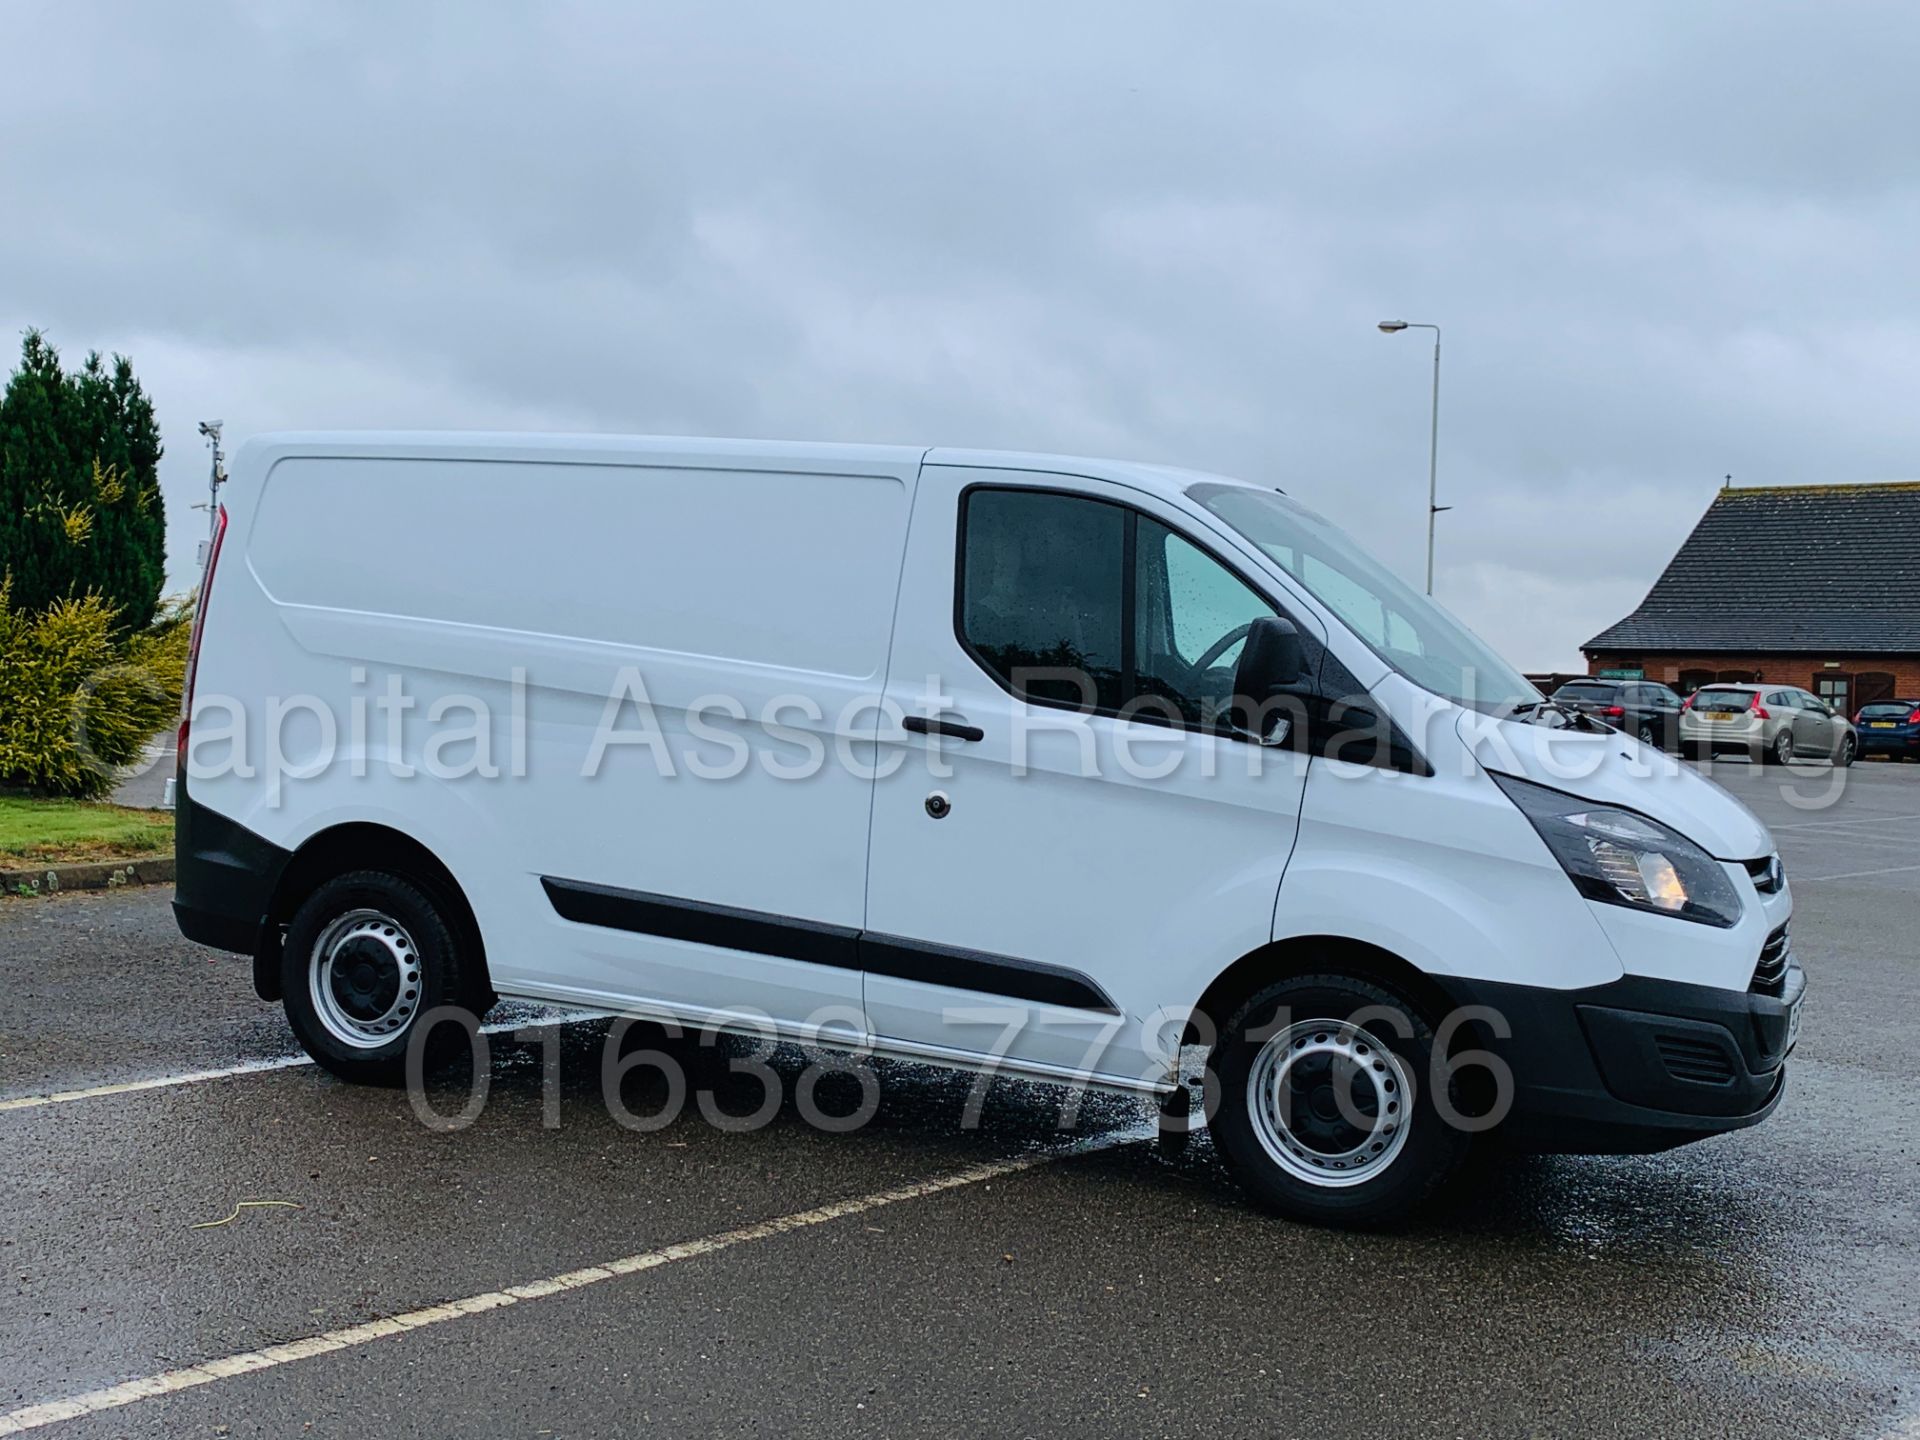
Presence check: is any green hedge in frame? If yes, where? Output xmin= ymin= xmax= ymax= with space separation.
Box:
xmin=0 ymin=581 xmax=189 ymax=798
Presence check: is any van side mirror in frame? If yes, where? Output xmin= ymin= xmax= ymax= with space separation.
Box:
xmin=1228 ymin=616 xmax=1307 ymax=746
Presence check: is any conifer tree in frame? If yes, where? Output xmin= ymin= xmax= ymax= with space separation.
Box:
xmin=0 ymin=331 xmax=166 ymax=628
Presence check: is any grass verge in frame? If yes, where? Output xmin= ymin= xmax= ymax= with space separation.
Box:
xmin=0 ymin=795 xmax=174 ymax=866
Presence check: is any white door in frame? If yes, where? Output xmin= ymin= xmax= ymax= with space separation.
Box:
xmin=460 ymin=449 xmax=922 ymax=1035
xmin=863 ymin=465 xmax=1321 ymax=1088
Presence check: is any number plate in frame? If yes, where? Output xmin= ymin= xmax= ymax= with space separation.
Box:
xmin=1784 ymin=996 xmax=1803 ymax=1055
xmin=1870 ymin=721 xmax=1896 ymax=729
xmin=1705 ymin=711 xmax=1737 ymax=721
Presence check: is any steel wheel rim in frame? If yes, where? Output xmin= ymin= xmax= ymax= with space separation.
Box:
xmin=1246 ymin=1019 xmax=1413 ymax=1188
xmin=310 ymin=908 xmax=423 ymax=1049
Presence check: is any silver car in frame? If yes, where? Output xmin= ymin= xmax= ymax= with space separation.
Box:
xmin=1680 ymin=683 xmax=1858 ymax=766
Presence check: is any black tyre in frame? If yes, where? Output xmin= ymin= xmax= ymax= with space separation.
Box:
xmin=1837 ymin=734 xmax=1857 ymax=768
xmin=1636 ymin=721 xmax=1657 ymax=748
xmin=1208 ymin=973 xmax=1470 ymax=1227
xmin=281 ymin=870 xmax=476 ymax=1086
xmin=1770 ymin=730 xmax=1795 ymax=766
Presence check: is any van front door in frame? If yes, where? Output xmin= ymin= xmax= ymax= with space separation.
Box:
xmin=863 ymin=465 xmax=1322 ymax=1089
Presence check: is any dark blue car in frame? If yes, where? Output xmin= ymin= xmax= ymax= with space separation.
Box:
xmin=1854 ymin=699 xmax=1920 ymax=759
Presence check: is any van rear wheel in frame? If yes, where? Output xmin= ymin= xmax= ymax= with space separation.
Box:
xmin=1209 ymin=973 xmax=1469 ymax=1227
xmin=280 ymin=870 xmax=475 ymax=1086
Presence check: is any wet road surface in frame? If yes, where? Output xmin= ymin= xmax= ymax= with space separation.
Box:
xmin=1 ymin=761 xmax=1916 ymax=1436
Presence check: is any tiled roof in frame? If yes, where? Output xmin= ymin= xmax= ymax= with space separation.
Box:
xmin=1585 ymin=482 xmax=1920 ymax=653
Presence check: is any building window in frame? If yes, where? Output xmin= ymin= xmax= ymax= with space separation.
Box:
xmin=1677 ymin=668 xmax=1714 ymax=695
xmin=1815 ymin=675 xmax=1852 ymax=713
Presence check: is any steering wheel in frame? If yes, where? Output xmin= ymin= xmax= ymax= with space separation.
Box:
xmin=1192 ymin=622 xmax=1254 ymax=677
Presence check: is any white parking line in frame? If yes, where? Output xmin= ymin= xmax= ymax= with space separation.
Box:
xmin=0 ymin=1014 xmax=608 ymax=1114
xmin=1778 ymin=829 xmax=1920 ymax=853
xmin=0 ymin=1055 xmax=312 ymax=1113
xmin=1792 ymin=862 xmax=1920 ymax=884
xmin=0 ymin=1139 xmax=1128 ymax=1436
xmin=1769 ymin=812 xmax=1920 ymax=834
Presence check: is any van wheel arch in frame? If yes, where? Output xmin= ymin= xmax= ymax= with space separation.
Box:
xmin=254 ymin=823 xmax=493 ymax=1013
xmin=1183 ymin=935 xmax=1457 ymax=1048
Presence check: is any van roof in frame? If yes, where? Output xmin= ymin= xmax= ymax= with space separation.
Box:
xmin=235 ymin=432 xmax=1271 ymax=505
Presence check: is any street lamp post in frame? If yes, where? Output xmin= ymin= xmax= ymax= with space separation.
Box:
xmin=1377 ymin=321 xmax=1447 ymax=594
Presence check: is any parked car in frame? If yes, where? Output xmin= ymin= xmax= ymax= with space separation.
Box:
xmin=1548 ymin=678 xmax=1684 ymax=750
xmin=173 ymin=433 xmax=1801 ymax=1226
xmin=1680 ymin=683 xmax=1858 ymax=766
xmin=1854 ymin=699 xmax=1920 ymax=760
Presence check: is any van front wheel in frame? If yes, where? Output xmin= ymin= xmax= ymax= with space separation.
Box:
xmin=280 ymin=870 xmax=474 ymax=1086
xmin=1209 ymin=973 xmax=1469 ymax=1227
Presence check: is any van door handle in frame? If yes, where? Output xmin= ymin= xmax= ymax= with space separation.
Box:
xmin=903 ymin=714 xmax=984 ymax=743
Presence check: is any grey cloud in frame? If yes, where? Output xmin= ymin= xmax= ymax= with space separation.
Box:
xmin=4 ymin=0 xmax=1917 ymax=665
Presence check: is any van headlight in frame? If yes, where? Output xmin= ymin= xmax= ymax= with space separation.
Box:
xmin=1490 ymin=773 xmax=1742 ymax=928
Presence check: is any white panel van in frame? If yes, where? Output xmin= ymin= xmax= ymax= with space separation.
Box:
xmin=175 ymin=434 xmax=1802 ymax=1225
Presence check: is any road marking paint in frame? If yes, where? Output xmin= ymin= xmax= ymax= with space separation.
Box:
xmin=1793 ymin=862 xmax=1920 ymax=884
xmin=0 ymin=1014 xmax=608 ymax=1114
xmin=1777 ymin=830 xmax=1920 ymax=854
xmin=1770 ymin=811 xmax=1920 ymax=833
xmin=0 ymin=1139 xmax=1126 ymax=1436
xmin=1777 ymin=818 xmax=1920 ymax=841
xmin=0 ymin=1055 xmax=311 ymax=1113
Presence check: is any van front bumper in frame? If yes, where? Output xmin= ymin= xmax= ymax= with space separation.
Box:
xmin=1438 ymin=965 xmax=1804 ymax=1154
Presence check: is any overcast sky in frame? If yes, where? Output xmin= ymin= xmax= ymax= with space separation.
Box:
xmin=6 ymin=1 xmax=1918 ymax=668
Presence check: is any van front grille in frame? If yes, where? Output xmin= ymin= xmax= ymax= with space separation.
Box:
xmin=1654 ymin=1033 xmax=1738 ymax=1085
xmin=1751 ymin=922 xmax=1791 ymax=996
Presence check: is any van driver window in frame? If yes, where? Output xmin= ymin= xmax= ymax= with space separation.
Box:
xmin=959 ymin=488 xmax=1291 ymax=729
xmin=959 ymin=489 xmax=1125 ymax=711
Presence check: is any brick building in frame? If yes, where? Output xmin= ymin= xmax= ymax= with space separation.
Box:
xmin=1583 ymin=480 xmax=1920 ymax=714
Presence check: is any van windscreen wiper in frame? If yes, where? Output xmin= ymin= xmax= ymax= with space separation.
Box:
xmin=1506 ymin=698 xmax=1609 ymax=732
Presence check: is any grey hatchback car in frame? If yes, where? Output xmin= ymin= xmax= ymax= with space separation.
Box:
xmin=1680 ymin=683 xmax=1858 ymax=766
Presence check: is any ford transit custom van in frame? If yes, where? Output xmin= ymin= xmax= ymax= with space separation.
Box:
xmin=174 ymin=434 xmax=1801 ymax=1224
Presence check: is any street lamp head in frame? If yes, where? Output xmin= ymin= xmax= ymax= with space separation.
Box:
xmin=1377 ymin=320 xmax=1409 ymax=333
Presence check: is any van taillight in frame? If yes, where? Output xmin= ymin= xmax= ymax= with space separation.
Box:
xmin=178 ymin=504 xmax=228 ymax=767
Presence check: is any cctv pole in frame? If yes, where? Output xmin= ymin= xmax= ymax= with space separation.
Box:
xmin=1377 ymin=321 xmax=1447 ymax=594
xmin=197 ymin=421 xmax=225 ymax=559
xmin=1424 ymin=328 xmax=1441 ymax=596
